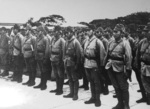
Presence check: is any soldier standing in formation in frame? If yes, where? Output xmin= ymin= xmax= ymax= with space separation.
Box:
xmin=22 ymin=24 xmax=36 ymax=86
xmin=63 ymin=27 xmax=83 ymax=100
xmin=0 ymin=27 xmax=9 ymax=77
xmin=50 ymin=26 xmax=65 ymax=95
xmin=105 ymin=24 xmax=132 ymax=109
xmin=33 ymin=25 xmax=49 ymax=90
xmin=136 ymin=22 xmax=150 ymax=105
xmin=84 ymin=24 xmax=106 ymax=107
xmin=11 ymin=24 xmax=25 ymax=83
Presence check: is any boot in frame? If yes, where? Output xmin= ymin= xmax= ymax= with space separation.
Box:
xmin=112 ymin=90 xmax=124 ymax=109
xmin=63 ymin=80 xmax=74 ymax=98
xmin=56 ymin=78 xmax=64 ymax=95
xmin=22 ymin=80 xmax=30 ymax=85
xmin=103 ymin=84 xmax=109 ymax=95
xmin=50 ymin=78 xmax=59 ymax=93
xmin=95 ymin=93 xmax=101 ymax=107
xmin=28 ymin=76 xmax=36 ymax=86
xmin=73 ymin=81 xmax=79 ymax=100
xmin=40 ymin=74 xmax=47 ymax=90
xmin=34 ymin=77 xmax=42 ymax=89
xmin=147 ymin=93 xmax=150 ymax=105
xmin=84 ymin=82 xmax=96 ymax=104
xmin=123 ymin=90 xmax=130 ymax=109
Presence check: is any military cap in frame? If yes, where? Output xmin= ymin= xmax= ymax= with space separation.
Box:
xmin=13 ymin=24 xmax=20 ymax=31
xmin=96 ymin=27 xmax=104 ymax=34
xmin=104 ymin=27 xmax=113 ymax=34
xmin=114 ymin=24 xmax=125 ymax=33
xmin=66 ymin=26 xmax=73 ymax=33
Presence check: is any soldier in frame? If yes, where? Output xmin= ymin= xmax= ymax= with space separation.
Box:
xmin=78 ymin=29 xmax=89 ymax=90
xmin=84 ymin=24 xmax=106 ymax=107
xmin=49 ymin=26 xmax=65 ymax=95
xmin=132 ymin=26 xmax=147 ymax=103
xmin=105 ymin=24 xmax=132 ymax=109
xmin=63 ymin=27 xmax=83 ymax=100
xmin=136 ymin=23 xmax=150 ymax=105
xmin=22 ymin=25 xmax=36 ymax=86
xmin=0 ymin=27 xmax=9 ymax=77
xmin=33 ymin=25 xmax=49 ymax=90
xmin=11 ymin=24 xmax=25 ymax=83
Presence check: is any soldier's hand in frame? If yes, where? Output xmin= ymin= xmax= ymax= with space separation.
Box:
xmin=125 ymin=70 xmax=132 ymax=82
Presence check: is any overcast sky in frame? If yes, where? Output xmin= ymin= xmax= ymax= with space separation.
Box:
xmin=0 ymin=0 xmax=150 ymax=26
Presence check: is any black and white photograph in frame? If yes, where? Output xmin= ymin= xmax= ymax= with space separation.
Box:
xmin=0 ymin=0 xmax=150 ymax=109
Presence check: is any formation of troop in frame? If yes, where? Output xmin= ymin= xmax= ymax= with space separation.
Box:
xmin=0 ymin=21 xmax=150 ymax=109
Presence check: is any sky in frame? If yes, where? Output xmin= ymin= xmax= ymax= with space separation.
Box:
xmin=0 ymin=0 xmax=150 ymax=26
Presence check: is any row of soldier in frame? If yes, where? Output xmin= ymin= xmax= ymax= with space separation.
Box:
xmin=0 ymin=23 xmax=150 ymax=109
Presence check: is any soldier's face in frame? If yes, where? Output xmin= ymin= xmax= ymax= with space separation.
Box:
xmin=86 ymin=30 xmax=93 ymax=37
xmin=113 ymin=30 xmax=121 ymax=39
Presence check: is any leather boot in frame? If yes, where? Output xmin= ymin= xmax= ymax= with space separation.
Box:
xmin=112 ymin=90 xmax=124 ymax=109
xmin=84 ymin=82 xmax=96 ymax=104
xmin=22 ymin=80 xmax=30 ymax=85
xmin=147 ymin=93 xmax=150 ymax=105
xmin=123 ymin=90 xmax=130 ymax=109
xmin=56 ymin=78 xmax=64 ymax=95
xmin=95 ymin=93 xmax=101 ymax=107
xmin=41 ymin=73 xmax=47 ymax=90
xmin=63 ymin=80 xmax=74 ymax=98
xmin=50 ymin=78 xmax=59 ymax=93
xmin=73 ymin=81 xmax=79 ymax=100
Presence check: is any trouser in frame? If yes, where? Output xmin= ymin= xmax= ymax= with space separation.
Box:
xmin=0 ymin=52 xmax=9 ymax=71
xmin=13 ymin=55 xmax=24 ymax=81
xmin=51 ymin=61 xmax=64 ymax=92
xmin=37 ymin=59 xmax=49 ymax=87
xmin=133 ymin=67 xmax=146 ymax=98
xmin=79 ymin=63 xmax=89 ymax=87
xmin=141 ymin=75 xmax=150 ymax=93
xmin=85 ymin=68 xmax=101 ymax=100
xmin=108 ymin=67 xmax=129 ymax=107
xmin=25 ymin=57 xmax=36 ymax=83
xmin=66 ymin=66 xmax=79 ymax=96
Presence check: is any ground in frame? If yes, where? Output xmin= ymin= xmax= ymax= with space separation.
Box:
xmin=0 ymin=72 xmax=149 ymax=109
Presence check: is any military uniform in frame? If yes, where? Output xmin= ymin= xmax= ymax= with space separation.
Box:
xmin=136 ymin=37 xmax=150 ymax=105
xmin=84 ymin=35 xmax=106 ymax=107
xmin=22 ymin=34 xmax=36 ymax=86
xmin=0 ymin=33 xmax=9 ymax=76
xmin=63 ymin=36 xmax=83 ymax=100
xmin=105 ymin=38 xmax=132 ymax=109
xmin=12 ymin=33 xmax=25 ymax=82
xmin=34 ymin=34 xmax=49 ymax=90
xmin=50 ymin=36 xmax=65 ymax=95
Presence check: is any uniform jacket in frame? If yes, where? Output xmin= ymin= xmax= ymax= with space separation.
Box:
xmin=22 ymin=35 xmax=36 ymax=58
xmin=12 ymin=33 xmax=25 ymax=56
xmin=64 ymin=36 xmax=83 ymax=67
xmin=0 ymin=34 xmax=9 ymax=55
xmin=50 ymin=36 xmax=65 ymax=62
xmin=84 ymin=35 xmax=106 ymax=68
xmin=35 ymin=35 xmax=49 ymax=60
xmin=136 ymin=38 xmax=150 ymax=76
xmin=105 ymin=38 xmax=132 ymax=72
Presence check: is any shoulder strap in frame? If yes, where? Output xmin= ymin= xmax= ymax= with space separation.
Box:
xmin=108 ymin=40 xmax=122 ymax=55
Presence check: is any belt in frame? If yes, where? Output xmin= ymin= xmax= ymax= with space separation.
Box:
xmin=109 ymin=56 xmax=124 ymax=61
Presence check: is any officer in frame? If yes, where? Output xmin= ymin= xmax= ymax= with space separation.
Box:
xmin=136 ymin=23 xmax=150 ymax=105
xmin=22 ymin=24 xmax=36 ymax=86
xmin=33 ymin=25 xmax=49 ymax=90
xmin=11 ymin=24 xmax=25 ymax=83
xmin=50 ymin=26 xmax=65 ymax=95
xmin=84 ymin=24 xmax=106 ymax=107
xmin=105 ymin=24 xmax=132 ymax=109
xmin=63 ymin=26 xmax=83 ymax=101
xmin=0 ymin=27 xmax=9 ymax=77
